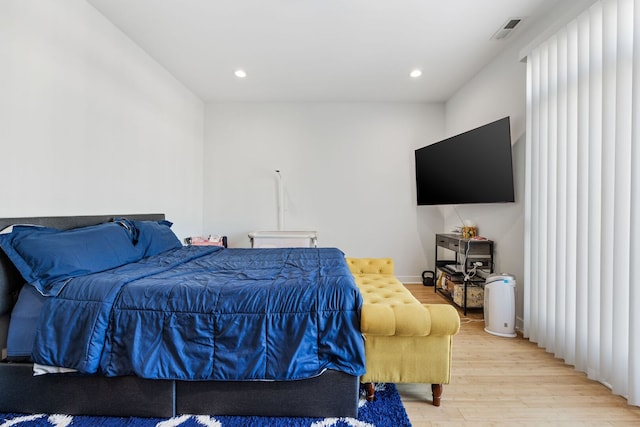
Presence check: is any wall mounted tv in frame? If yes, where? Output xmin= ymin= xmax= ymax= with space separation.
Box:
xmin=415 ymin=116 xmax=515 ymax=205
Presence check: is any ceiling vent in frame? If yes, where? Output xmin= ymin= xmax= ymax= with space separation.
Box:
xmin=491 ymin=17 xmax=523 ymax=40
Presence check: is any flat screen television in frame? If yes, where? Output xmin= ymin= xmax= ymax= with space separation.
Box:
xmin=415 ymin=117 xmax=515 ymax=205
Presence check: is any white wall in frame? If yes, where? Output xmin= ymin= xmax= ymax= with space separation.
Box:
xmin=0 ymin=0 xmax=204 ymax=240
xmin=0 ymin=0 xmax=598 ymax=294
xmin=444 ymin=0 xmax=596 ymax=327
xmin=444 ymin=46 xmax=527 ymax=324
xmin=204 ymin=103 xmax=444 ymax=282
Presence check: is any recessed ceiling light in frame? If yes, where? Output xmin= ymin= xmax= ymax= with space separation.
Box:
xmin=234 ymin=69 xmax=247 ymax=78
xmin=410 ymin=69 xmax=422 ymax=78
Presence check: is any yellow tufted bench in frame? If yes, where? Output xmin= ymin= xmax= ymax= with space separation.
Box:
xmin=346 ymin=257 xmax=460 ymax=406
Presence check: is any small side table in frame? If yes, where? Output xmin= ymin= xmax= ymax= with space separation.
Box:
xmin=248 ymin=231 xmax=317 ymax=248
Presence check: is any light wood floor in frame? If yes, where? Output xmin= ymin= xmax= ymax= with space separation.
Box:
xmin=398 ymin=283 xmax=640 ymax=426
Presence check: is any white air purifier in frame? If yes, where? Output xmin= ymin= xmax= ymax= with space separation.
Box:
xmin=483 ymin=274 xmax=517 ymax=338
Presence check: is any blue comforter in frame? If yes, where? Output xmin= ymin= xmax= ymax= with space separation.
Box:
xmin=32 ymin=247 xmax=366 ymax=381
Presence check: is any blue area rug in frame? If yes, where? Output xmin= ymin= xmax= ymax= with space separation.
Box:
xmin=0 ymin=383 xmax=411 ymax=427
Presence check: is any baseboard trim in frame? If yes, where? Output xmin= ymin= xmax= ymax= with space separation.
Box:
xmin=398 ymin=275 xmax=422 ymax=284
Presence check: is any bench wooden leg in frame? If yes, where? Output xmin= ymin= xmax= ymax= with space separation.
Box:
xmin=364 ymin=382 xmax=375 ymax=401
xmin=365 ymin=382 xmax=442 ymax=406
xmin=431 ymin=383 xmax=442 ymax=406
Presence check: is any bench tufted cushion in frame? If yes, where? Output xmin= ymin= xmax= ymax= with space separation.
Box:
xmin=345 ymin=257 xmax=394 ymax=275
xmin=346 ymin=258 xmax=432 ymax=337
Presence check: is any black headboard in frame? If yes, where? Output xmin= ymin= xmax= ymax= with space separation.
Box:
xmin=0 ymin=213 xmax=164 ymax=351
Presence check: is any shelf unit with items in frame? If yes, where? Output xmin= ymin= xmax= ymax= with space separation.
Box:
xmin=434 ymin=233 xmax=494 ymax=315
xmin=184 ymin=235 xmax=227 ymax=247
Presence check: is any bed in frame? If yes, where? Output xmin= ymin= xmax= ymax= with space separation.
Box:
xmin=0 ymin=214 xmax=365 ymax=418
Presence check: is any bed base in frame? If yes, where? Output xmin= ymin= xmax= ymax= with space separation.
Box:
xmin=0 ymin=214 xmax=360 ymax=418
xmin=0 ymin=363 xmax=358 ymax=418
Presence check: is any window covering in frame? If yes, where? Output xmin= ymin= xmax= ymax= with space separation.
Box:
xmin=525 ymin=0 xmax=640 ymax=406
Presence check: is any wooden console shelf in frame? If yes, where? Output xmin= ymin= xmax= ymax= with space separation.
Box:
xmin=434 ymin=233 xmax=494 ymax=315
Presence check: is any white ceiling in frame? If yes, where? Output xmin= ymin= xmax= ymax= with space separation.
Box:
xmin=87 ymin=0 xmax=561 ymax=103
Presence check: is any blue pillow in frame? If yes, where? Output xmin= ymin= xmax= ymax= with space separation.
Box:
xmin=6 ymin=284 xmax=46 ymax=361
xmin=0 ymin=222 xmax=141 ymax=296
xmin=132 ymin=219 xmax=182 ymax=258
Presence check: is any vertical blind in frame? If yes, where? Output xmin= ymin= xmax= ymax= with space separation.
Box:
xmin=525 ymin=0 xmax=640 ymax=406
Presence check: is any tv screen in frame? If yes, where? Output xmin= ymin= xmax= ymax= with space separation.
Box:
xmin=415 ymin=117 xmax=515 ymax=205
